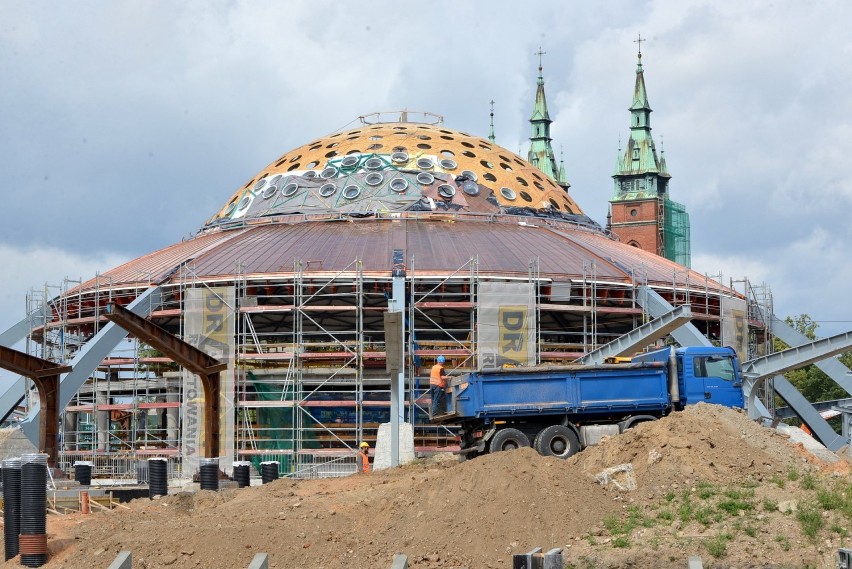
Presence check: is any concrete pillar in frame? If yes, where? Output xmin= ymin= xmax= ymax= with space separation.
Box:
xmin=62 ymin=411 xmax=77 ymax=450
xmin=166 ymin=388 xmax=180 ymax=448
xmin=96 ymin=390 xmax=109 ymax=451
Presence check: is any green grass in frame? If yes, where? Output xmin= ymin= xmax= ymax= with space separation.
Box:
xmin=762 ymin=497 xmax=778 ymax=512
xmin=796 ymin=502 xmax=824 ymax=540
xmin=718 ymin=497 xmax=754 ymax=515
xmin=696 ymin=481 xmax=716 ymax=500
xmin=664 ymin=491 xmax=675 ymax=502
xmin=657 ymin=509 xmax=674 ymax=522
xmin=770 ymin=475 xmax=786 ymax=489
xmin=775 ymin=534 xmax=791 ymax=551
xmin=612 ymin=536 xmax=630 ymax=548
xmin=678 ymin=495 xmax=694 ymax=523
xmin=743 ymin=525 xmax=758 ymax=538
xmin=800 ymin=472 xmax=816 ymax=490
xmin=705 ymin=532 xmax=733 ymax=558
xmin=816 ymin=486 xmax=842 ymax=511
xmin=786 ymin=467 xmax=800 ymax=481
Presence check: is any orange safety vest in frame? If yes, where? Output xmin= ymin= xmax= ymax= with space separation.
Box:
xmin=359 ymin=450 xmax=371 ymax=473
xmin=430 ymin=364 xmax=446 ymax=388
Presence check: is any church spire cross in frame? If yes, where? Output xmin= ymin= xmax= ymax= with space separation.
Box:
xmin=535 ymin=47 xmax=546 ymax=73
xmin=634 ymin=33 xmax=644 ymax=60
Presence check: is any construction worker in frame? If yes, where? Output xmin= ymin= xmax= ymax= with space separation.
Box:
xmin=429 ymin=355 xmax=449 ymax=417
xmin=357 ymin=441 xmax=371 ymax=473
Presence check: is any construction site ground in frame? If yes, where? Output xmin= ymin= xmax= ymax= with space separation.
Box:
xmin=3 ymin=404 xmax=851 ymax=569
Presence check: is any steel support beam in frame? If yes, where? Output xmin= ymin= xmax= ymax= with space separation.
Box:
xmin=767 ymin=311 xmax=852 ymax=396
xmin=0 ymin=346 xmax=70 ymax=466
xmin=0 ymin=304 xmax=45 ymax=347
xmin=19 ymin=286 xmax=163 ymax=445
xmin=103 ymin=301 xmax=226 ymax=458
xmin=0 ymin=304 xmax=47 ymax=422
xmin=577 ymin=305 xmax=693 ymax=364
xmin=740 ymin=330 xmax=852 ymax=451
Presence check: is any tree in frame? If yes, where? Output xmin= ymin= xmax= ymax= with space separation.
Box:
xmin=774 ymin=314 xmax=848 ymax=403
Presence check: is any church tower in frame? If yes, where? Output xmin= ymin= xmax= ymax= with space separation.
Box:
xmin=528 ymin=50 xmax=570 ymax=190
xmin=609 ymin=39 xmax=690 ymax=267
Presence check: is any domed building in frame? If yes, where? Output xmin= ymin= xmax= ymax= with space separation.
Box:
xmin=14 ymin=57 xmax=764 ymax=478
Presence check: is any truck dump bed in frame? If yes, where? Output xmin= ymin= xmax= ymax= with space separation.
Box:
xmin=448 ymin=362 xmax=671 ymax=421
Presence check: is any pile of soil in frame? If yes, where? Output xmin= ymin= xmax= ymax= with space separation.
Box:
xmin=2 ymin=404 xmax=849 ymax=568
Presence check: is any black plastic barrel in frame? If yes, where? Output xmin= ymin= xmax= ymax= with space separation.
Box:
xmin=20 ymin=453 xmax=48 ymax=567
xmin=74 ymin=461 xmax=93 ymax=486
xmin=147 ymin=458 xmax=168 ymax=498
xmin=260 ymin=460 xmax=279 ymax=484
xmin=199 ymin=458 xmax=219 ymax=491
xmin=233 ymin=461 xmax=251 ymax=488
xmin=3 ymin=458 xmax=21 ymax=561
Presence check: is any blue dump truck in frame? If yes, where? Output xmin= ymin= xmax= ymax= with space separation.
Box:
xmin=436 ymin=346 xmax=745 ymax=460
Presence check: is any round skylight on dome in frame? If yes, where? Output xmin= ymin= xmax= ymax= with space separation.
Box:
xmin=389 ymin=178 xmax=409 ymax=193
xmin=437 ymin=184 xmax=456 ymax=199
xmin=416 ymin=172 xmax=435 ymax=185
xmin=261 ymin=185 xmax=278 ymax=200
xmin=416 ymin=157 xmax=433 ymax=169
xmin=365 ymin=172 xmax=384 ymax=186
xmin=304 ymin=171 xmax=317 ymax=179
xmin=340 ymin=156 xmax=359 ymax=169
xmin=391 ymin=152 xmax=408 ymax=164
xmin=364 ymin=157 xmax=384 ymax=170
xmin=320 ymin=166 xmax=338 ymax=179
xmin=440 ymin=158 xmax=457 ymax=170
xmin=254 ymin=178 xmax=267 ymax=191
xmin=343 ymin=185 xmax=361 ymax=199
xmin=462 ymin=181 xmax=479 ymax=196
xmin=500 ymin=187 xmax=517 ymax=200
xmin=281 ymin=183 xmax=299 ymax=197
xmin=319 ymin=183 xmax=337 ymax=197
xmin=461 ymin=170 xmax=477 ymax=181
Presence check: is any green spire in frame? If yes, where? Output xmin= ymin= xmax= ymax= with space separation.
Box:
xmin=527 ymin=47 xmax=567 ymax=187
xmin=612 ymin=36 xmax=669 ymax=198
xmin=488 ymin=100 xmax=496 ymax=143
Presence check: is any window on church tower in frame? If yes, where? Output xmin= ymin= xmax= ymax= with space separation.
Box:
xmin=632 ymin=148 xmax=639 ymax=160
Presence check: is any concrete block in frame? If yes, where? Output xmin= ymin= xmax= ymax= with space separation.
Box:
xmin=107 ymin=551 xmax=132 ymax=569
xmin=390 ymin=553 xmax=408 ymax=569
xmin=247 ymin=552 xmax=269 ymax=569
xmin=373 ymin=422 xmax=415 ymax=470
xmin=687 ymin=555 xmax=703 ymax=569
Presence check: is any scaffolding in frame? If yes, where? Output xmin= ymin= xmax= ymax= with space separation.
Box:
xmin=9 ymin=252 xmax=766 ymax=479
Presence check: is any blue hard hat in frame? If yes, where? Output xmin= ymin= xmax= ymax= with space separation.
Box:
xmin=437 ymin=355 xmax=446 ymax=363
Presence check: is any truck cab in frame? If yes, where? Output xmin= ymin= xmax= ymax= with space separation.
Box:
xmin=633 ymin=346 xmax=744 ymax=409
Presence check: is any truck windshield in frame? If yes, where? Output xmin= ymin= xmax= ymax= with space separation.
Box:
xmin=693 ymin=356 xmax=736 ymax=382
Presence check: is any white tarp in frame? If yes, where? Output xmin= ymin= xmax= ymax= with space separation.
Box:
xmin=721 ymin=295 xmax=748 ymax=361
xmin=181 ymin=286 xmax=235 ymax=475
xmin=477 ymin=282 xmax=536 ymax=369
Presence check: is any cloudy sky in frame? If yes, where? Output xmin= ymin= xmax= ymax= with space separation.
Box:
xmin=1 ymin=0 xmax=851 ymax=337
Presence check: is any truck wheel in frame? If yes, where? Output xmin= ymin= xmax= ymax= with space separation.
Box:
xmin=489 ymin=428 xmax=530 ymax=453
xmin=534 ymin=425 xmax=580 ymax=459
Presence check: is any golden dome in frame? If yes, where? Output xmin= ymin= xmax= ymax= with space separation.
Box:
xmin=205 ymin=121 xmax=589 ymax=229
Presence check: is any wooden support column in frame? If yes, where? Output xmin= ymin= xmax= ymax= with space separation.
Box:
xmin=0 ymin=346 xmax=71 ymax=468
xmin=103 ymin=302 xmax=226 ymax=458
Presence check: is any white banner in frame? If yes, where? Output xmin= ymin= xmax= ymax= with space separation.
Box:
xmin=182 ymin=286 xmax=236 ymax=475
xmin=721 ymin=295 xmax=748 ymax=361
xmin=477 ymin=282 xmax=536 ymax=369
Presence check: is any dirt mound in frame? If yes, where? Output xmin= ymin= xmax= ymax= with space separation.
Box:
xmin=2 ymin=405 xmax=849 ymax=569
xmin=570 ymin=403 xmax=811 ymax=493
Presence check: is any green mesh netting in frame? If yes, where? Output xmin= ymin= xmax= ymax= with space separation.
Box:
xmin=246 ymin=372 xmax=320 ymax=474
xmin=662 ymin=198 xmax=691 ymax=268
